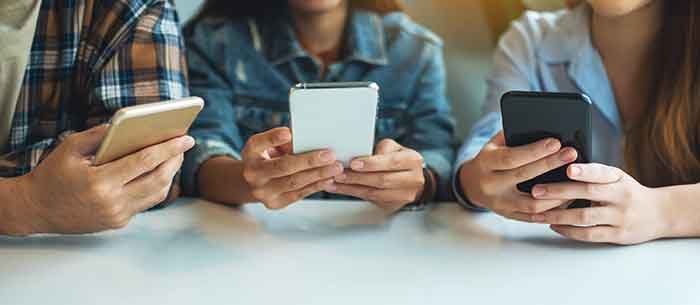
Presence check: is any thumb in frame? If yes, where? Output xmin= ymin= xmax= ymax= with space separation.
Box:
xmin=489 ymin=131 xmax=506 ymax=146
xmin=66 ymin=124 xmax=110 ymax=156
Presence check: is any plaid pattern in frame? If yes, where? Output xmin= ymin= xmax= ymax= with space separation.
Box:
xmin=0 ymin=0 xmax=188 ymax=181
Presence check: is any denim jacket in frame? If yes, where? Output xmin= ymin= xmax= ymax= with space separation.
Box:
xmin=182 ymin=10 xmax=455 ymax=200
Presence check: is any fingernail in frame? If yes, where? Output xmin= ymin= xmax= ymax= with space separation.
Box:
xmin=532 ymin=186 xmax=546 ymax=198
xmin=335 ymin=174 xmax=347 ymax=182
xmin=546 ymin=139 xmax=561 ymax=152
xmin=330 ymin=164 xmax=344 ymax=175
xmin=570 ymin=165 xmax=582 ymax=177
xmin=351 ymin=160 xmax=364 ymax=170
xmin=319 ymin=151 xmax=334 ymax=162
xmin=560 ymin=148 xmax=577 ymax=162
xmin=182 ymin=136 xmax=195 ymax=148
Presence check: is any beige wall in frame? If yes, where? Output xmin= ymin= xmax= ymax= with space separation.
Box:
xmin=404 ymin=1 xmax=497 ymax=139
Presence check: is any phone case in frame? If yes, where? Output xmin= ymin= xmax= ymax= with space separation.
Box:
xmin=94 ymin=97 xmax=204 ymax=165
xmin=289 ymin=82 xmax=379 ymax=167
xmin=501 ymin=91 xmax=593 ymax=209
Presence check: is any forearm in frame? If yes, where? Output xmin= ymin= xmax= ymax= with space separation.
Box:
xmin=0 ymin=176 xmax=42 ymax=236
xmin=198 ymin=156 xmax=256 ymax=205
xmin=657 ymin=184 xmax=700 ymax=238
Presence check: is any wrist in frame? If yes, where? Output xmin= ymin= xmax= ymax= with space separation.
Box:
xmin=0 ymin=175 xmax=46 ymax=235
xmin=199 ymin=156 xmax=256 ymax=205
xmin=654 ymin=184 xmax=700 ymax=239
xmin=458 ymin=162 xmax=485 ymax=209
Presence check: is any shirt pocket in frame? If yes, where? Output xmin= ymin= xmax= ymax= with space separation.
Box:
xmin=376 ymin=99 xmax=410 ymax=141
xmin=233 ymin=94 xmax=290 ymax=140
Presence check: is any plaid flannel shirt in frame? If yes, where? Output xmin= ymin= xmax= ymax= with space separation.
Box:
xmin=0 ymin=0 xmax=188 ymax=199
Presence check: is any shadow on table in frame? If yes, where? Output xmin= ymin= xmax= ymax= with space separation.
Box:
xmin=424 ymin=203 xmax=617 ymax=251
xmin=227 ymin=201 xmax=395 ymax=242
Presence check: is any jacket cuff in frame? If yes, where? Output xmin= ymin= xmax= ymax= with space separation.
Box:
xmin=420 ymin=149 xmax=452 ymax=201
xmin=182 ymin=139 xmax=241 ymax=196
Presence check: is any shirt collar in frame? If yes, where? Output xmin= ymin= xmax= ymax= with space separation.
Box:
xmin=263 ymin=10 xmax=389 ymax=67
xmin=538 ymin=4 xmax=622 ymax=129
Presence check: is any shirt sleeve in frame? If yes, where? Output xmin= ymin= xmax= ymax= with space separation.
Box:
xmin=452 ymin=13 xmax=539 ymax=210
xmin=91 ymin=0 xmax=189 ymax=205
xmin=181 ymin=22 xmax=244 ymax=196
xmin=402 ymin=43 xmax=456 ymax=202
xmin=0 ymin=0 xmax=189 ymax=184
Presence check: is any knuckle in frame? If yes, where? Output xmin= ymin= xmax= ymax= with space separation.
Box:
xmin=263 ymin=199 xmax=284 ymax=210
xmin=137 ymin=149 xmax=161 ymax=169
xmin=585 ymin=183 xmax=599 ymax=196
xmin=273 ymin=159 xmax=292 ymax=174
xmin=500 ymin=152 xmax=515 ymax=168
xmin=377 ymin=175 xmax=390 ymax=188
xmin=287 ymin=177 xmax=300 ymax=190
xmin=242 ymin=165 xmax=258 ymax=184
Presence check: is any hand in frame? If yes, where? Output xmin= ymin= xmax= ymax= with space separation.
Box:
xmin=529 ymin=163 xmax=668 ymax=245
xmin=241 ymin=127 xmax=343 ymax=210
xmin=458 ymin=132 xmax=578 ymax=221
xmin=20 ymin=125 xmax=194 ymax=234
xmin=328 ymin=139 xmax=426 ymax=212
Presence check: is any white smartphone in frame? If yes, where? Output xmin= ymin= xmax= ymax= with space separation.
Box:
xmin=289 ymin=82 xmax=379 ymax=167
xmin=94 ymin=97 xmax=204 ymax=165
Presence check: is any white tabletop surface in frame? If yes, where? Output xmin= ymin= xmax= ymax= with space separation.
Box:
xmin=1 ymin=199 xmax=698 ymax=305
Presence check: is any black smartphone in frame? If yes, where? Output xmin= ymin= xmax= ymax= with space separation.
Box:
xmin=501 ymin=91 xmax=593 ymax=209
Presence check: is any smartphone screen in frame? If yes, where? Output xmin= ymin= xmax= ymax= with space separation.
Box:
xmin=501 ymin=91 xmax=593 ymax=209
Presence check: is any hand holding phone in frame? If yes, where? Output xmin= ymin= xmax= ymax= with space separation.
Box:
xmin=458 ymin=91 xmax=592 ymax=222
xmin=459 ymin=132 xmax=577 ymax=221
xmin=240 ymin=127 xmax=343 ymax=210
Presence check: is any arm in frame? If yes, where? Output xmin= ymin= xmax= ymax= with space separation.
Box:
xmin=181 ymin=22 xmax=247 ymax=203
xmin=453 ymin=14 xmax=539 ymax=210
xmin=0 ymin=177 xmax=39 ymax=235
xmin=660 ymin=184 xmax=700 ymax=238
xmin=401 ymin=43 xmax=456 ymax=201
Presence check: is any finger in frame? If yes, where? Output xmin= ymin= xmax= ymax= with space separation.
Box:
xmin=261 ymin=162 xmax=343 ymax=194
xmin=64 ymin=124 xmax=110 ymax=156
xmin=350 ymin=150 xmax=423 ymax=172
xmin=242 ymin=127 xmax=292 ymax=160
xmin=550 ymin=225 xmax=619 ymax=243
xmin=489 ymin=131 xmax=506 ymax=146
xmin=501 ymin=211 xmax=544 ymax=223
xmin=507 ymin=195 xmax=570 ymax=214
xmin=123 ymin=154 xmax=183 ymax=214
xmin=532 ymin=182 xmax=618 ymax=202
xmin=256 ymin=150 xmax=336 ymax=179
xmin=102 ymin=136 xmax=194 ymax=184
xmin=334 ymin=170 xmax=424 ymax=189
xmin=482 ymin=138 xmax=562 ymax=171
xmin=502 ymin=147 xmax=578 ymax=184
xmin=375 ymin=138 xmax=403 ymax=155
xmin=266 ymin=179 xmax=335 ymax=210
xmin=568 ymin=163 xmax=626 ymax=184
xmin=328 ymin=184 xmax=417 ymax=205
xmin=536 ymin=207 xmax=619 ymax=226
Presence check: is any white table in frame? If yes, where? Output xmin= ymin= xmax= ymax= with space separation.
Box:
xmin=1 ymin=199 xmax=698 ymax=305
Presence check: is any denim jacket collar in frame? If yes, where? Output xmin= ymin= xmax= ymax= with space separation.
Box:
xmin=263 ymin=10 xmax=389 ymax=67
xmin=538 ymin=4 xmax=622 ymax=129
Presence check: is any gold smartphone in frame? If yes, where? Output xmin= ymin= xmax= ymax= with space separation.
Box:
xmin=93 ymin=97 xmax=204 ymax=166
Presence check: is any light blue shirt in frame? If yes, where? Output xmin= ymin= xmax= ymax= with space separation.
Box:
xmin=453 ymin=5 xmax=625 ymax=210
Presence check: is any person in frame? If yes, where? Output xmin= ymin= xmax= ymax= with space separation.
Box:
xmin=183 ymin=0 xmax=455 ymax=212
xmin=0 ymin=0 xmax=192 ymax=236
xmin=454 ymin=0 xmax=700 ymax=245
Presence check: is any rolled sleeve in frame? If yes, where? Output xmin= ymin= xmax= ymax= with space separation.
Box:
xmin=182 ymin=139 xmax=241 ymax=196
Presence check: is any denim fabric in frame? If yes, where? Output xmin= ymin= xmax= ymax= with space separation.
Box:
xmin=182 ymin=10 xmax=456 ymax=201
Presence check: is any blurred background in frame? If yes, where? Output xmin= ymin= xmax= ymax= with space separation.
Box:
xmin=173 ymin=0 xmax=567 ymax=139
